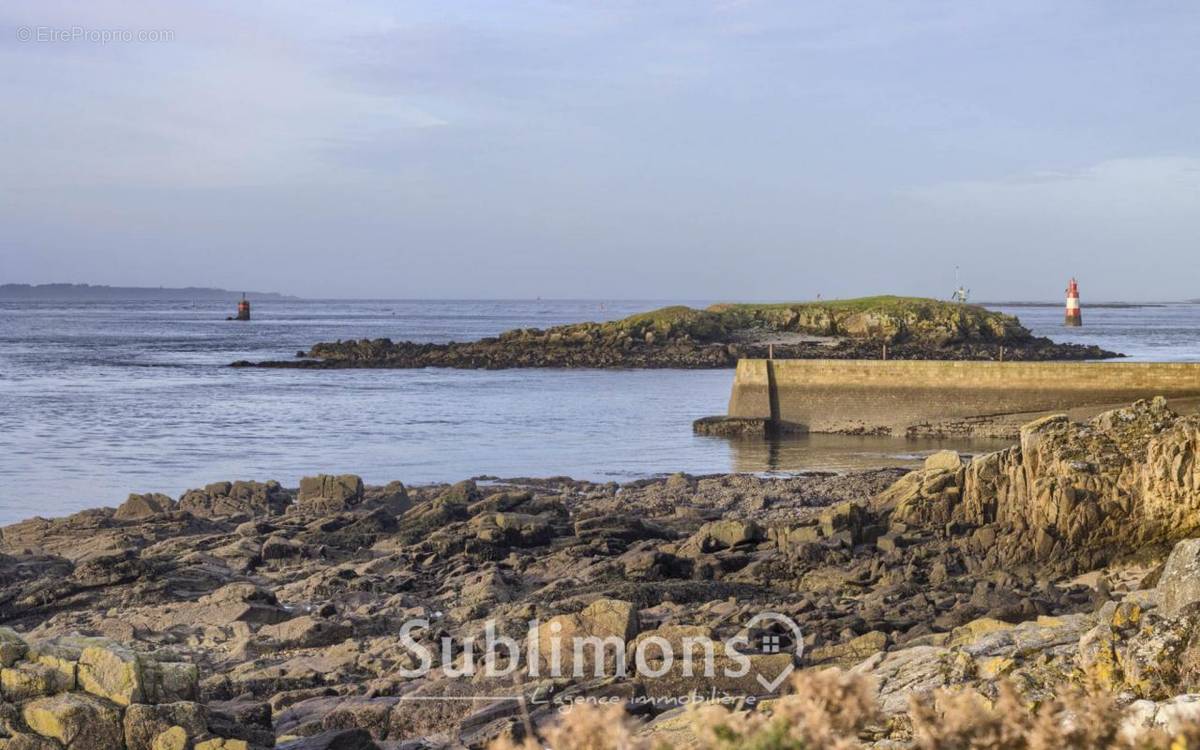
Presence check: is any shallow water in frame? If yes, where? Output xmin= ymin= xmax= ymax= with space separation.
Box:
xmin=1 ymin=299 xmax=1197 ymax=524
xmin=987 ymin=302 xmax=1200 ymax=363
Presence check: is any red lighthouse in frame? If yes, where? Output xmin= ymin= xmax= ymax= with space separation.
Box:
xmin=1064 ymin=278 xmax=1081 ymax=327
xmin=235 ymin=294 xmax=250 ymax=321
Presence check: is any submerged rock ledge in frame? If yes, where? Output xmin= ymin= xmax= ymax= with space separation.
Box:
xmin=4 ymin=400 xmax=1199 ymax=747
xmin=232 ymin=297 xmax=1119 ymax=369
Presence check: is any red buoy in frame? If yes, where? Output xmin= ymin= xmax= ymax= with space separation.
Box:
xmin=1064 ymin=278 xmax=1081 ymax=327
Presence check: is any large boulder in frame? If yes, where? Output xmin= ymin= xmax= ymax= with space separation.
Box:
xmin=698 ymin=519 xmax=763 ymax=550
xmin=22 ymin=637 xmax=199 ymax=708
xmin=1 ymin=661 xmax=74 ymax=701
xmin=923 ymin=450 xmax=963 ymax=472
xmin=534 ymin=598 xmax=639 ymax=677
xmin=142 ymin=659 xmax=200 ymax=704
xmin=151 ymin=726 xmax=190 ymax=750
xmin=1077 ymin=600 xmax=1199 ymax=700
xmin=23 ymin=640 xmax=80 ymax=690
xmin=194 ymin=739 xmax=250 ymax=750
xmin=872 ymin=399 xmax=1200 ymax=574
xmin=819 ymin=501 xmax=869 ymax=544
xmin=393 ymin=483 xmax=477 ymax=546
xmin=190 ymin=582 xmax=292 ymax=626
xmin=363 ymin=481 xmax=411 ymax=514
xmin=3 ymin=734 xmax=64 ymax=750
xmin=123 ymin=701 xmax=209 ymax=750
xmin=1124 ymin=694 xmax=1200 ymax=739
xmin=0 ymin=627 xmax=29 ymax=666
xmin=635 ymin=653 xmax=796 ymax=701
xmin=77 ymin=640 xmax=145 ymax=706
xmin=1159 ymin=539 xmax=1200 ymax=617
xmin=850 ymin=645 xmax=958 ymax=715
xmin=114 ymin=493 xmax=176 ymax=521
xmin=471 ymin=512 xmax=555 ymax=547
xmin=22 ymin=692 xmax=124 ymax=749
xmin=259 ymin=616 xmax=351 ymax=650
xmin=807 ymin=631 xmax=889 ymax=668
xmin=277 ymin=729 xmax=380 ymax=749
xmin=179 ymin=480 xmax=289 ymax=519
xmin=297 ymin=475 xmax=364 ymax=513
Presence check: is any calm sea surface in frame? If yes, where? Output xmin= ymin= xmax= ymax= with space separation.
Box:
xmin=2 ymin=299 xmax=1197 ymax=524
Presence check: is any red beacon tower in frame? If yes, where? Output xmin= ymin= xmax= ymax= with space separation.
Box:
xmin=235 ymin=294 xmax=250 ymax=321
xmin=1064 ymin=278 xmax=1082 ymax=327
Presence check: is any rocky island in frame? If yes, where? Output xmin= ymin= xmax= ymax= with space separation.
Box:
xmin=233 ymin=297 xmax=1118 ymax=370
xmin=4 ymin=398 xmax=1200 ymax=747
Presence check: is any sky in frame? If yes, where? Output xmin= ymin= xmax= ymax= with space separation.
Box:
xmin=1 ymin=1 xmax=1198 ymax=301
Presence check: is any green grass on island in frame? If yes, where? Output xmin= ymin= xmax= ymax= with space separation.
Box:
xmin=710 ymin=295 xmax=983 ymax=314
xmin=598 ymin=296 xmax=1029 ymax=344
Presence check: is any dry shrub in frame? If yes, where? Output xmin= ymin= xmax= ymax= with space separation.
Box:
xmin=910 ymin=681 xmax=1200 ymax=750
xmin=910 ymin=681 xmax=1116 ymax=749
xmin=492 ymin=670 xmax=1200 ymax=750
xmin=492 ymin=669 xmax=876 ymax=750
xmin=542 ymin=702 xmax=647 ymax=750
xmin=490 ymin=702 xmax=648 ymax=750
xmin=690 ymin=668 xmax=877 ymax=750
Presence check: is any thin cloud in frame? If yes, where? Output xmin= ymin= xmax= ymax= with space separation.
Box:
xmin=1 ymin=1 xmax=445 ymax=190
xmin=905 ymin=157 xmax=1200 ymax=217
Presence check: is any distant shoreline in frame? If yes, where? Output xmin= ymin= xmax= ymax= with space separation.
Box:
xmin=0 ymin=283 xmax=298 ymax=301
xmin=1 ymin=287 xmax=1191 ymax=306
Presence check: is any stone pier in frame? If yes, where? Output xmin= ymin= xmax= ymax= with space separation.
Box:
xmin=711 ymin=359 xmax=1200 ymax=438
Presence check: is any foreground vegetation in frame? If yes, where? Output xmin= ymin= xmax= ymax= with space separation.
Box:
xmin=496 ymin=670 xmax=1200 ymax=750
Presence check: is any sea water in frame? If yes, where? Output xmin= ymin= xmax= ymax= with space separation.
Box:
xmin=1 ymin=299 xmax=1196 ymax=523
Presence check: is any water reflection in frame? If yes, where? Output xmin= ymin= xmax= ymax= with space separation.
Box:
xmin=713 ymin=433 xmax=1016 ymax=474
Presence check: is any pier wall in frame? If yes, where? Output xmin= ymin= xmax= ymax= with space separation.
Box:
xmin=727 ymin=359 xmax=1200 ymax=437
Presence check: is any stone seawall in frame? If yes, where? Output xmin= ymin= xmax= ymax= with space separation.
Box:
xmin=724 ymin=359 xmax=1200 ymax=437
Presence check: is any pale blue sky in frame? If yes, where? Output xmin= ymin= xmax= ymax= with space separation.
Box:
xmin=2 ymin=1 xmax=1198 ymax=300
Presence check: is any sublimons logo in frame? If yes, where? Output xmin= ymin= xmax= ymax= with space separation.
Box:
xmin=394 ymin=611 xmax=805 ymax=696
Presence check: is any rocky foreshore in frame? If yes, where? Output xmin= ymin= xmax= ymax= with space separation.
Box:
xmin=4 ymin=398 xmax=1200 ymax=748
xmin=232 ymin=298 xmax=1120 ymax=370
